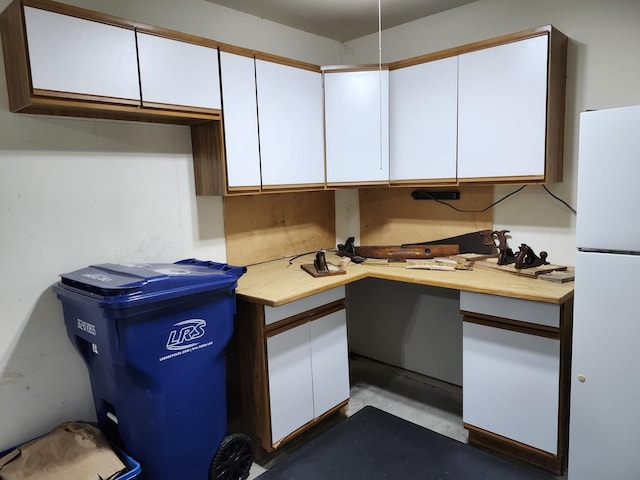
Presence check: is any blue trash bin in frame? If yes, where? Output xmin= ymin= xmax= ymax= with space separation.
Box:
xmin=53 ymin=259 xmax=251 ymax=480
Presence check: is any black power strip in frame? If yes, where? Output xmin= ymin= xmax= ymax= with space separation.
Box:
xmin=411 ymin=190 xmax=461 ymax=200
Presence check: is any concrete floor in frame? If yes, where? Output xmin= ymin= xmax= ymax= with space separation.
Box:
xmin=247 ymin=355 xmax=565 ymax=479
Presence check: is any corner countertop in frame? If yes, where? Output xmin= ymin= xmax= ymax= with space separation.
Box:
xmin=235 ymin=252 xmax=574 ymax=307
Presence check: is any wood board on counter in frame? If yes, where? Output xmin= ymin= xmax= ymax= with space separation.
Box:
xmin=359 ymin=186 xmax=494 ymax=246
xmin=224 ymin=190 xmax=336 ymax=266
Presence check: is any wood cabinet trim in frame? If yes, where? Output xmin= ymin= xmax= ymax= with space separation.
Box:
xmin=13 ymin=97 xmax=220 ymax=123
xmin=260 ymin=183 xmax=327 ymax=192
xmin=545 ymin=26 xmax=568 ymax=183
xmin=255 ymin=51 xmax=321 ymax=73
xmin=270 ymin=400 xmax=348 ymax=451
xmin=134 ymin=25 xmax=219 ymax=49
xmin=32 ymin=88 xmax=140 ymax=106
xmin=465 ymin=424 xmax=562 ymax=475
xmin=389 ymin=25 xmax=552 ymax=70
xmin=461 ymin=311 xmax=560 ymax=339
xmin=227 ymin=300 xmax=273 ymax=453
xmin=141 ymin=101 xmax=222 ymax=116
xmin=218 ymin=42 xmax=256 ymax=58
xmin=390 ymin=178 xmax=458 ymax=187
xmin=191 ymin=122 xmax=225 ymax=196
xmin=22 ymin=0 xmax=134 ymax=29
xmin=322 ymin=64 xmax=390 ymax=73
xmin=1 ymin=0 xmax=32 ymax=111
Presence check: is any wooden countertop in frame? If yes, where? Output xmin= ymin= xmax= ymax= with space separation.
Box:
xmin=236 ymin=252 xmax=574 ymax=307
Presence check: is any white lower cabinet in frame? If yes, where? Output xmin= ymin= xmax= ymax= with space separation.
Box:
xmin=229 ymin=286 xmax=349 ymax=453
xmin=460 ymin=291 xmax=571 ymax=475
xmin=267 ymin=309 xmax=349 ymax=444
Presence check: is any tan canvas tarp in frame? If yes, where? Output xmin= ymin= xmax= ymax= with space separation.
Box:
xmin=0 ymin=422 xmax=127 ymax=480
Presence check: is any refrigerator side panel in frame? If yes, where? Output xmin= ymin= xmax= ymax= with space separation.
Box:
xmin=569 ymin=251 xmax=640 ymax=479
xmin=576 ymin=105 xmax=640 ymax=252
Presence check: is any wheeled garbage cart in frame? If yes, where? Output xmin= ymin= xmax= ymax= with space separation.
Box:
xmin=53 ymin=259 xmax=252 ymax=480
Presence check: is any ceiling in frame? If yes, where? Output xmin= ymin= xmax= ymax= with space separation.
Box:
xmin=204 ymin=0 xmax=478 ymax=42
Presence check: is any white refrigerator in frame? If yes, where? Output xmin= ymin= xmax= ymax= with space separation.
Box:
xmin=569 ymin=105 xmax=640 ymax=479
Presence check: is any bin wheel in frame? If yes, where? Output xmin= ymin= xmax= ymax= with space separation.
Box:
xmin=209 ymin=433 xmax=253 ymax=480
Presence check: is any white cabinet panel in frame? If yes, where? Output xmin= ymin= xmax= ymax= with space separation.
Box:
xmin=463 ymin=321 xmax=559 ymax=453
xmin=256 ymin=60 xmax=324 ymax=187
xmin=390 ymin=57 xmax=458 ymax=182
xmin=460 ymin=291 xmax=560 ymax=328
xmin=267 ymin=324 xmax=314 ymax=443
xmin=219 ymin=52 xmax=261 ymax=189
xmin=458 ymin=35 xmax=548 ymax=180
xmin=264 ymin=286 xmax=345 ymax=326
xmin=325 ymin=69 xmax=389 ymax=185
xmin=24 ymin=7 xmax=139 ymax=101
xmin=310 ymin=310 xmax=350 ymax=416
xmin=137 ymin=33 xmax=221 ymax=109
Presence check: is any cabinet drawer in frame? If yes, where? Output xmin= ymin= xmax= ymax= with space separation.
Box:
xmin=460 ymin=291 xmax=559 ymax=328
xmin=264 ymin=286 xmax=345 ymax=325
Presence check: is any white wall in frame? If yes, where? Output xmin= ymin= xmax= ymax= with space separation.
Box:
xmin=0 ymin=0 xmax=341 ymax=451
xmin=342 ymin=0 xmax=640 ymax=267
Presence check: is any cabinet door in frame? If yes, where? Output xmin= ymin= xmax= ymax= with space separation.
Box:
xmin=219 ymin=52 xmax=261 ymax=190
xmin=325 ymin=69 xmax=389 ymax=185
xmin=255 ymin=60 xmax=324 ymax=188
xmin=267 ymin=324 xmax=314 ymax=443
xmin=458 ymin=35 xmax=548 ymax=180
xmin=137 ymin=32 xmax=221 ymax=110
xmin=389 ymin=57 xmax=458 ymax=183
xmin=309 ymin=309 xmax=350 ymax=416
xmin=463 ymin=321 xmax=559 ymax=454
xmin=23 ymin=6 xmax=139 ymax=102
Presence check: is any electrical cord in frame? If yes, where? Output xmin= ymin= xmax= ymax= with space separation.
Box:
xmin=542 ymin=185 xmax=577 ymax=214
xmin=419 ymin=185 xmax=527 ymax=213
xmin=417 ymin=184 xmax=577 ymax=215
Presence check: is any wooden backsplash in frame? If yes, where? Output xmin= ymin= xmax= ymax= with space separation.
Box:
xmin=224 ymin=190 xmax=336 ymax=266
xmin=360 ymin=185 xmax=494 ymax=245
xmin=224 ymin=185 xmax=494 ymax=266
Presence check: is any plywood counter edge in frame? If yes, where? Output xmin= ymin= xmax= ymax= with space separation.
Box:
xmin=235 ymin=256 xmax=574 ymax=307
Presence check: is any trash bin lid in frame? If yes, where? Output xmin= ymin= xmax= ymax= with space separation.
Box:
xmin=55 ymin=260 xmax=246 ymax=308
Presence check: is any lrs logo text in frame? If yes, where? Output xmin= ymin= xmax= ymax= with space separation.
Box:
xmin=166 ymin=319 xmax=206 ymax=351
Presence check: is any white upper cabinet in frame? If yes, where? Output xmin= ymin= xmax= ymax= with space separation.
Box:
xmin=255 ymin=59 xmax=325 ymax=188
xmin=457 ymin=35 xmax=549 ymax=181
xmin=137 ymin=32 xmax=221 ymax=110
xmin=219 ymin=51 xmax=261 ymax=191
xmin=23 ymin=6 xmax=139 ymax=102
xmin=324 ymin=69 xmax=390 ymax=185
xmin=389 ymin=57 xmax=458 ymax=184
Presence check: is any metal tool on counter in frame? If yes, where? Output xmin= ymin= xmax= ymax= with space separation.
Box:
xmin=491 ymin=230 xmax=550 ymax=269
xmin=337 ymin=230 xmax=495 ymax=263
xmin=515 ymin=244 xmax=550 ymax=269
xmin=491 ymin=230 xmax=517 ymax=265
